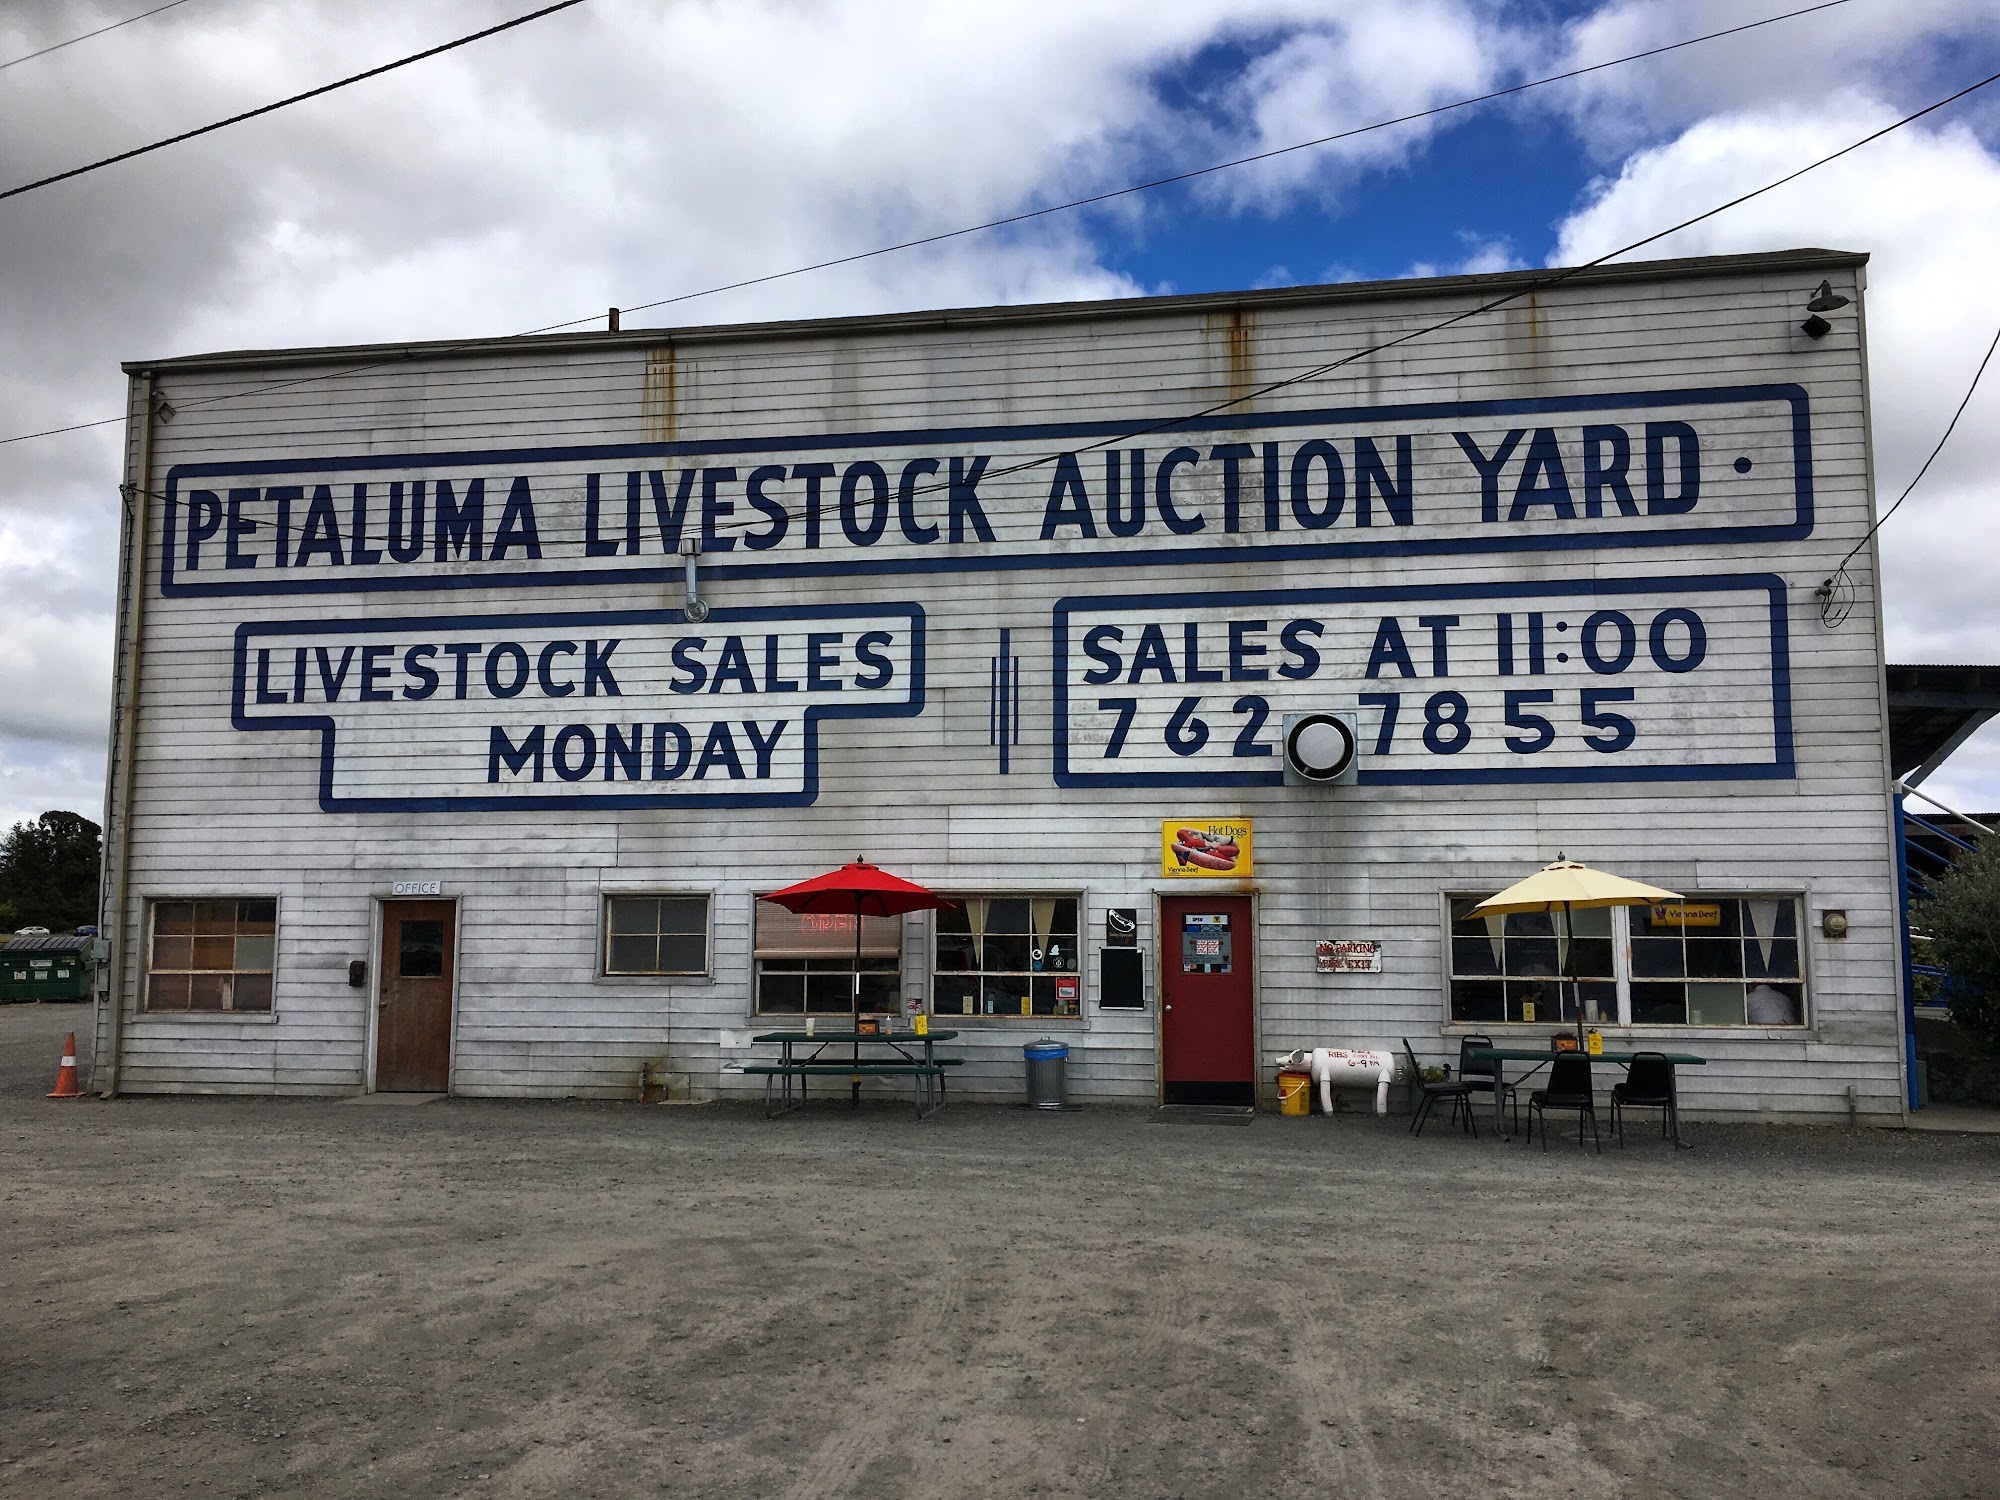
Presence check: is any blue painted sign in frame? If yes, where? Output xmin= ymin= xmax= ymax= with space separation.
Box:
xmin=161 ymin=385 xmax=1812 ymax=597
xmin=231 ymin=604 xmax=925 ymax=811
xmin=1053 ymin=575 xmax=1791 ymax=787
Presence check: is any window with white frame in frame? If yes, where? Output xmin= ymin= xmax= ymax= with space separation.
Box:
xmin=1447 ymin=894 xmax=1807 ymax=1027
xmin=602 ymin=895 xmax=709 ymax=976
xmin=752 ymin=901 xmax=902 ymax=1015
xmin=145 ymin=898 xmax=276 ymax=1013
xmin=932 ymin=896 xmax=1081 ymax=1019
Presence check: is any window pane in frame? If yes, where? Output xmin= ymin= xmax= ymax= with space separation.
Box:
xmin=1505 ymin=979 xmax=1559 ymax=1024
xmin=153 ymin=902 xmax=195 ymax=936
xmin=984 ymin=974 xmax=1031 ymax=1017
xmin=1450 ymin=937 xmax=1502 ymax=977
xmin=804 ymin=973 xmax=852 ymax=1013
xmin=656 ymin=934 xmax=706 ymax=974
xmin=935 ymin=928 xmax=978 ymax=972
xmin=190 ymin=935 xmax=234 ymax=971
xmin=1506 ymin=937 xmax=1560 ymax=977
xmin=1685 ymin=940 xmax=1744 ymax=980
xmin=1504 ymin=911 xmax=1555 ymax=939
xmin=147 ymin=972 xmax=191 ymax=1011
xmin=152 ymin=935 xmax=193 ymax=971
xmin=1449 ymin=898 xmax=1488 ymax=930
xmin=1449 ymin=978 xmax=1504 ymax=1022
xmin=608 ymin=898 xmax=657 ymax=936
xmin=1570 ymin=938 xmax=1615 ymax=979
xmin=187 ymin=973 xmax=228 ymax=1010
xmin=1630 ymin=983 xmax=1687 ymax=1025
xmin=757 ymin=970 xmax=804 ymax=1013
xmin=982 ymin=933 xmax=1032 ymax=973
xmin=1745 ymin=938 xmax=1799 ymax=981
xmin=1745 ymin=983 xmax=1803 ymax=1025
xmin=234 ymin=935 xmax=275 ymax=972
xmin=239 ymin=899 xmax=277 ymax=932
xmin=986 ymin=899 xmax=1031 ymax=934
xmin=193 ymin=901 xmax=237 ymax=934
xmin=656 ymin=897 xmax=706 ymax=935
xmin=607 ymin=935 xmax=656 ymax=974
xmin=932 ymin=975 xmax=976 ymax=1016
xmin=1688 ymin=982 xmax=1745 ymax=1026
xmin=1630 ymin=938 xmax=1684 ymax=979
xmin=398 ymin=920 xmax=445 ymax=978
xmin=1568 ymin=907 xmax=1613 ymax=939
xmin=232 ymin=973 xmax=273 ymax=1012
xmin=1575 ymin=981 xmax=1617 ymax=1025
xmin=859 ymin=972 xmax=899 ymax=1015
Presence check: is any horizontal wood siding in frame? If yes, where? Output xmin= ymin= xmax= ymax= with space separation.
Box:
xmin=100 ymin=261 xmax=1905 ymax=1119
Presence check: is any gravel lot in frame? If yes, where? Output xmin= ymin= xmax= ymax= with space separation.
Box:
xmin=3 ymin=1003 xmax=1997 ymax=1499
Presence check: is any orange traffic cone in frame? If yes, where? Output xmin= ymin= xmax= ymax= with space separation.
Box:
xmin=47 ymin=1032 xmax=81 ymax=1099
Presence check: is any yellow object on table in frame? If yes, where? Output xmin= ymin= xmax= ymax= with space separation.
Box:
xmin=914 ymin=1014 xmax=928 ymax=1036
xmin=1586 ymin=1028 xmax=1603 ymax=1056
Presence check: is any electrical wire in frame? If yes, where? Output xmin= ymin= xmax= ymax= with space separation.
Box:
xmin=0 ymin=0 xmax=1852 ymax=451
xmin=596 ymin=0 xmax=1861 ymax=332
xmin=709 ymin=62 xmax=2000 ymax=534
xmin=0 ymin=0 xmax=197 ymax=73
xmin=1838 ymin=319 xmax=1999 ymax=572
xmin=0 ymin=0 xmax=588 ymax=204
xmin=99 ymin=61 xmax=2000 ymax=547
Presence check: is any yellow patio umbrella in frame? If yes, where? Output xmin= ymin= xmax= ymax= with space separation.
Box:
xmin=1468 ymin=855 xmax=1681 ymax=1045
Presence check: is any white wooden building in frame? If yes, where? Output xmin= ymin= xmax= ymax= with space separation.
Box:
xmin=92 ymin=247 xmax=1909 ymax=1121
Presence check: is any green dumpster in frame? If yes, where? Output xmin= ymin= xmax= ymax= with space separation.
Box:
xmin=1 ymin=934 xmax=96 ymax=1003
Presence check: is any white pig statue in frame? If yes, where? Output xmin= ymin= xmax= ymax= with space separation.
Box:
xmin=1276 ymin=1047 xmax=1395 ymax=1116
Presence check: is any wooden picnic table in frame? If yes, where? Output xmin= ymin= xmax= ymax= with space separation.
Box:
xmin=747 ymin=1028 xmax=961 ymax=1119
xmin=1469 ymin=1047 xmax=1706 ymax=1146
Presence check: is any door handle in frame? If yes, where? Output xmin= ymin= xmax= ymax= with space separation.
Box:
xmin=1164 ymin=1004 xmax=1172 ymax=1011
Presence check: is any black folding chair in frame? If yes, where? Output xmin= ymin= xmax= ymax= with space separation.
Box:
xmin=1527 ymin=1052 xmax=1600 ymax=1153
xmin=1457 ymin=1033 xmax=1518 ymax=1136
xmin=1610 ymin=1051 xmax=1680 ymax=1147
xmin=1401 ymin=1038 xmax=1478 ymax=1140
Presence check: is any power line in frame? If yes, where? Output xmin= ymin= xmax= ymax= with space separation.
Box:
xmin=581 ymin=0 xmax=1865 ymax=332
xmin=1833 ymin=319 xmax=2000 ymax=573
xmin=0 ymin=0 xmax=588 ymax=204
xmin=0 ymin=0 xmax=197 ymax=73
xmin=0 ymin=0 xmax=1851 ymax=451
xmin=712 ymin=62 xmax=2000 ymax=533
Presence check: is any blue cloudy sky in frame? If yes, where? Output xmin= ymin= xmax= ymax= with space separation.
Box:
xmin=2 ymin=0 xmax=1999 ymax=834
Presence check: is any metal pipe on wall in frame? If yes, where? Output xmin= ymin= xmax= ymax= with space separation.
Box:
xmin=96 ymin=371 xmax=155 ymax=1096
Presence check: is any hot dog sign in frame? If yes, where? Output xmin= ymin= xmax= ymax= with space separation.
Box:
xmin=1161 ymin=819 xmax=1253 ymax=878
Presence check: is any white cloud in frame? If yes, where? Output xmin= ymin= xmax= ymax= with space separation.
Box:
xmin=2 ymin=0 xmax=1998 ymax=824
xmin=1553 ymin=97 xmax=2000 ymax=804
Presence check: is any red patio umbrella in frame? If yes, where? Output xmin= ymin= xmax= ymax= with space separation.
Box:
xmin=760 ymin=860 xmax=954 ymax=1105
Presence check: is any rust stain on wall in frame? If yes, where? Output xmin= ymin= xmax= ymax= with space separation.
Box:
xmin=1206 ymin=307 xmax=1256 ymax=408
xmin=643 ymin=345 xmax=678 ymax=443
xmin=1505 ymin=291 xmax=1548 ymax=377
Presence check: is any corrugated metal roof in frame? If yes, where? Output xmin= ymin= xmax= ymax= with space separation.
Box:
xmin=124 ymin=247 xmax=1869 ymax=375
xmin=2 ymin=934 xmax=93 ymax=955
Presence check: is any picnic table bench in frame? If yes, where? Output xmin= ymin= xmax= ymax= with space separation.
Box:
xmin=748 ymin=1029 xmax=961 ymax=1119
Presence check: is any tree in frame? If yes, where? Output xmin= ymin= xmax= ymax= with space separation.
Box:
xmin=0 ymin=811 xmax=101 ymax=932
xmin=1925 ymin=839 xmax=2000 ymax=1052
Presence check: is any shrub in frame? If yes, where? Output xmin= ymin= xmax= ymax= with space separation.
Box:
xmin=1924 ymin=839 xmax=2000 ymax=1052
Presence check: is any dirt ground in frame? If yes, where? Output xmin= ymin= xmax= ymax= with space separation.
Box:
xmin=3 ymin=1005 xmax=1997 ymax=1499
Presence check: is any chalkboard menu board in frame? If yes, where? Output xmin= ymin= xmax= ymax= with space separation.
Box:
xmin=1099 ymin=947 xmax=1145 ymax=1009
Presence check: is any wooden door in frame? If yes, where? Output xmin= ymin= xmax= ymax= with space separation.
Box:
xmin=376 ymin=900 xmax=455 ymax=1092
xmin=1159 ymin=895 xmax=1255 ymax=1107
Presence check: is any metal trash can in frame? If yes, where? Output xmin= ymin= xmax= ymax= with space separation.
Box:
xmin=1024 ymin=1038 xmax=1069 ymax=1110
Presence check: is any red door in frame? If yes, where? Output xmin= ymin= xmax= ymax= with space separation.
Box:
xmin=1160 ymin=895 xmax=1255 ymax=1107
xmin=376 ymin=900 xmax=455 ymax=1092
